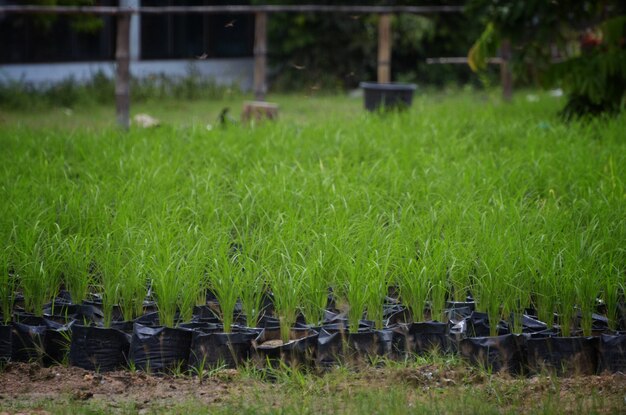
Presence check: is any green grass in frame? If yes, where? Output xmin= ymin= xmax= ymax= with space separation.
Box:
xmin=0 ymin=88 xmax=625 ymax=331
xmin=2 ymin=357 xmax=625 ymax=414
xmin=1 ymin=89 xmax=625 ymax=412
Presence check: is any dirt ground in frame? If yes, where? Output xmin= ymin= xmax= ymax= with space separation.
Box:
xmin=0 ymin=362 xmax=625 ymax=414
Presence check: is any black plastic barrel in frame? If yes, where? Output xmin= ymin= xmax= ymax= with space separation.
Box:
xmin=360 ymin=82 xmax=416 ymax=111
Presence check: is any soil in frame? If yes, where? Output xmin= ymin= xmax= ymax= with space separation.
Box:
xmin=0 ymin=362 xmax=256 ymax=409
xmin=0 ymin=362 xmax=624 ymax=413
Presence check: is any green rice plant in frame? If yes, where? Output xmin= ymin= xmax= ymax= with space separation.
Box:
xmin=148 ymin=231 xmax=180 ymax=328
xmin=505 ymin=213 xmax=533 ymax=335
xmin=601 ymin=264 xmax=623 ymax=331
xmin=572 ymin=225 xmax=603 ymax=337
xmin=397 ymin=255 xmax=430 ymax=324
xmin=208 ymin=234 xmax=243 ymax=333
xmin=366 ymin=242 xmax=393 ymax=330
xmin=97 ymin=233 xmax=124 ymax=328
xmin=553 ymin=250 xmax=577 ymax=338
xmin=421 ymin=236 xmax=449 ymax=323
xmin=271 ymin=250 xmax=305 ymax=343
xmin=0 ymin=246 xmax=14 ymax=324
xmin=62 ymin=235 xmax=94 ymax=305
xmin=299 ymin=247 xmax=331 ymax=327
xmin=339 ymin=248 xmax=369 ymax=334
xmin=239 ymin=251 xmax=266 ymax=329
xmin=177 ymin=232 xmax=209 ymax=324
xmin=473 ymin=214 xmax=512 ymax=337
xmin=13 ymin=223 xmax=56 ymax=316
xmin=116 ymin=237 xmax=149 ymax=322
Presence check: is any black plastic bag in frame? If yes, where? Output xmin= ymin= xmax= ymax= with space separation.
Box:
xmin=316 ymin=328 xmax=392 ymax=368
xmin=129 ymin=323 xmax=193 ymax=373
xmin=189 ymin=329 xmax=258 ymax=369
xmin=11 ymin=318 xmax=47 ymax=362
xmin=526 ymin=336 xmax=598 ymax=375
xmin=466 ymin=312 xmax=510 ymax=337
xmin=407 ymin=322 xmax=450 ymax=355
xmin=597 ymin=334 xmax=626 ymax=373
xmin=70 ymin=324 xmax=131 ymax=372
xmin=0 ymin=324 xmax=11 ymax=361
xmin=459 ymin=334 xmax=525 ymax=374
xmin=254 ymin=327 xmax=318 ymax=368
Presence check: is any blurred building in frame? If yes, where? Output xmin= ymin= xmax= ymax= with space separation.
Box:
xmin=0 ymin=0 xmax=254 ymax=89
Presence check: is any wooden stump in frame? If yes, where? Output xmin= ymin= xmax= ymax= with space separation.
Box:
xmin=241 ymin=101 xmax=279 ymax=123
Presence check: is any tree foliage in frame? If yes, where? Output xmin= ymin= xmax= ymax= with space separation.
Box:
xmin=467 ymin=0 xmax=626 ymax=117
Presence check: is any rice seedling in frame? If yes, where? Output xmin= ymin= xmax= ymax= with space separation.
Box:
xmin=420 ymin=235 xmax=449 ymax=324
xmin=208 ymin=233 xmax=243 ymax=333
xmin=12 ymin=221 xmax=59 ymax=317
xmin=0 ymin=246 xmax=14 ymax=323
xmin=0 ymin=91 xmax=624 ymax=355
xmin=177 ymin=233 xmax=209 ymax=325
xmin=339 ymin=247 xmax=369 ymax=334
xmin=365 ymin=238 xmax=393 ymax=330
xmin=147 ymin=227 xmax=181 ymax=328
xmin=298 ymin=244 xmax=331 ymax=327
xmin=239 ymin=250 xmax=266 ymax=329
xmin=116 ymin=233 xmax=149 ymax=322
xmin=271 ymin=251 xmax=305 ymax=343
xmin=62 ymin=235 xmax=94 ymax=306
xmin=97 ymin=232 xmax=124 ymax=327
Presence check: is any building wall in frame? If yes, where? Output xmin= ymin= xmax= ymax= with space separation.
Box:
xmin=0 ymin=59 xmax=254 ymax=90
xmin=0 ymin=0 xmax=254 ymax=89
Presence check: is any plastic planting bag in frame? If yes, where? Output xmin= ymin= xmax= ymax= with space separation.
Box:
xmin=70 ymin=324 xmax=131 ymax=372
xmin=129 ymin=323 xmax=193 ymax=373
xmin=459 ymin=334 xmax=525 ymax=374
xmin=527 ymin=336 xmax=598 ymax=375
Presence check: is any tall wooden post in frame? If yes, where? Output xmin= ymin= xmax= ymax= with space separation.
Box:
xmin=116 ymin=12 xmax=131 ymax=129
xmin=500 ymin=39 xmax=512 ymax=102
xmin=254 ymin=12 xmax=267 ymax=101
xmin=377 ymin=14 xmax=391 ymax=83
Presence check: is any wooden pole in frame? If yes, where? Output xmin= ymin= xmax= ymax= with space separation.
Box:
xmin=378 ymin=14 xmax=391 ymax=84
xmin=254 ymin=12 xmax=267 ymax=101
xmin=115 ymin=13 xmax=131 ymax=129
xmin=500 ymin=39 xmax=512 ymax=102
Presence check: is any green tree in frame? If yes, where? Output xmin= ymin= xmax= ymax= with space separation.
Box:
xmin=467 ymin=0 xmax=626 ymax=118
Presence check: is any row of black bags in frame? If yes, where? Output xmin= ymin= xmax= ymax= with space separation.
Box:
xmin=1 ymin=307 xmax=625 ymax=375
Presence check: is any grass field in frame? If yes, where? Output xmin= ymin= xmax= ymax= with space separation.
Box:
xmin=1 ymin=89 xmax=625 ymax=413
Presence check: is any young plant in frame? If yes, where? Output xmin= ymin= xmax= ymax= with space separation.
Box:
xmin=208 ymin=235 xmax=242 ymax=333
xmin=340 ymin=249 xmax=369 ymax=334
xmin=177 ymin=227 xmax=209 ymax=324
xmin=271 ymin=252 xmax=304 ymax=343
xmin=366 ymin=243 xmax=392 ymax=330
xmin=239 ymin=251 xmax=265 ymax=329
xmin=62 ymin=235 xmax=94 ymax=305
xmin=0 ymin=246 xmax=15 ymax=324
xmin=422 ymin=236 xmax=449 ymax=323
xmin=299 ymin=247 xmax=331 ymax=327
xmin=98 ymin=233 xmax=124 ymax=328
xmin=116 ymin=232 xmax=149 ymax=322
xmin=148 ymin=236 xmax=180 ymax=328
xmin=14 ymin=224 xmax=53 ymax=316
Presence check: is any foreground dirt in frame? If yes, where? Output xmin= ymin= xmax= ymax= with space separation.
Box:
xmin=0 ymin=362 xmax=624 ymax=414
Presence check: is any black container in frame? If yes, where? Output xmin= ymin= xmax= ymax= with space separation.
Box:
xmin=254 ymin=327 xmax=318 ymax=368
xmin=407 ymin=322 xmax=450 ymax=355
xmin=129 ymin=323 xmax=194 ymax=373
xmin=11 ymin=315 xmax=70 ymax=364
xmin=70 ymin=325 xmax=131 ymax=372
xmin=459 ymin=334 xmax=525 ymax=374
xmin=526 ymin=336 xmax=598 ymax=375
xmin=316 ymin=328 xmax=393 ymax=368
xmin=0 ymin=324 xmax=12 ymax=362
xmin=597 ymin=334 xmax=626 ymax=373
xmin=189 ymin=329 xmax=258 ymax=369
xmin=360 ymin=82 xmax=416 ymax=111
